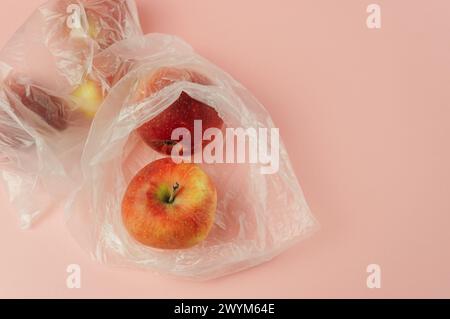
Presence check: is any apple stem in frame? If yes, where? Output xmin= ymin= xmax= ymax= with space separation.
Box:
xmin=168 ymin=182 xmax=180 ymax=203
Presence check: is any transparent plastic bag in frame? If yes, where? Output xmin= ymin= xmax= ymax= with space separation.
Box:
xmin=0 ymin=0 xmax=142 ymax=228
xmin=66 ymin=34 xmax=318 ymax=280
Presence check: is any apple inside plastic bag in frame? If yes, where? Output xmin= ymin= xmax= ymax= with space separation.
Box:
xmin=65 ymin=34 xmax=318 ymax=280
xmin=0 ymin=0 xmax=142 ymax=228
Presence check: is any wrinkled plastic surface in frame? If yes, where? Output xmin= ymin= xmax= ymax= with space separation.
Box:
xmin=66 ymin=34 xmax=318 ymax=280
xmin=0 ymin=0 xmax=142 ymax=228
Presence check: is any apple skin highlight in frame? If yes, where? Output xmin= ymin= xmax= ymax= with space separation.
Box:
xmin=121 ymin=158 xmax=217 ymax=249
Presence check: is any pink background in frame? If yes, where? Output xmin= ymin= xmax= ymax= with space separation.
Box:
xmin=1 ymin=0 xmax=450 ymax=298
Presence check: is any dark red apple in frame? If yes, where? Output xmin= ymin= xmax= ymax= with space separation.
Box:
xmin=137 ymin=91 xmax=223 ymax=155
xmin=135 ymin=67 xmax=223 ymax=155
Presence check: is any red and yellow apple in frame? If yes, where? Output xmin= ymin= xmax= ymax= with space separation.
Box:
xmin=135 ymin=67 xmax=224 ymax=155
xmin=70 ymin=78 xmax=103 ymax=118
xmin=121 ymin=157 xmax=217 ymax=249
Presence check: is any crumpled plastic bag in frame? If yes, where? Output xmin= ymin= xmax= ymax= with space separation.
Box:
xmin=66 ymin=34 xmax=318 ymax=280
xmin=0 ymin=0 xmax=142 ymax=228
